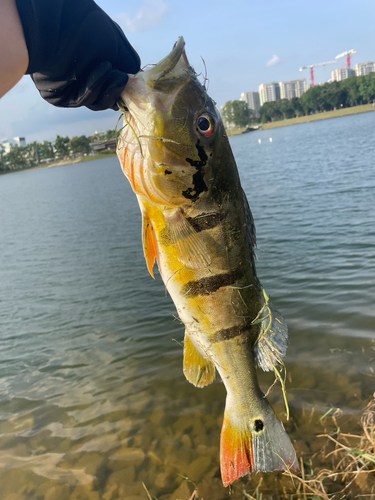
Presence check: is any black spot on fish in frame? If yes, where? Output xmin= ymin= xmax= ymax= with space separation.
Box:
xmin=183 ymin=269 xmax=242 ymax=297
xmin=185 ymin=142 xmax=208 ymax=169
xmin=254 ymin=419 xmax=264 ymax=432
xmin=164 ymin=170 xmax=172 ymax=175
xmin=186 ymin=212 xmax=225 ymax=233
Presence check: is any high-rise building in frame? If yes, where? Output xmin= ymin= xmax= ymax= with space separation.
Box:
xmin=279 ymin=79 xmax=307 ymax=99
xmin=240 ymin=91 xmax=261 ymax=117
xmin=259 ymin=82 xmax=280 ymax=106
xmin=13 ymin=137 xmax=26 ymax=148
xmin=355 ymin=62 xmax=375 ymax=76
xmin=1 ymin=137 xmax=27 ymax=153
xmin=331 ymin=68 xmax=355 ymax=81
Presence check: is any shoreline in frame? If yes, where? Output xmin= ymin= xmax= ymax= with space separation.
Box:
xmin=227 ymin=103 xmax=375 ymax=135
xmin=0 ymin=153 xmax=116 ymax=176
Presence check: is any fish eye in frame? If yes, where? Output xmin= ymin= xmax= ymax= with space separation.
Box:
xmin=197 ymin=113 xmax=215 ymax=138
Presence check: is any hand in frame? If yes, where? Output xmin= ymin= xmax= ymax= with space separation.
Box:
xmin=16 ymin=0 xmax=141 ymax=110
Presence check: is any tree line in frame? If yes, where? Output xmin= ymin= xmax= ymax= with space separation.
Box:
xmin=222 ymin=73 xmax=375 ymax=128
xmin=0 ymin=129 xmax=115 ymax=173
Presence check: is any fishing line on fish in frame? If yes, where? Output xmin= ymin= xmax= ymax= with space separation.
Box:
xmin=200 ymin=57 xmax=210 ymax=92
xmin=117 ymin=100 xmax=144 ymax=157
xmin=138 ymin=135 xmax=181 ymax=145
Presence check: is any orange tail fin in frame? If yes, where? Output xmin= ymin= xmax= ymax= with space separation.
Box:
xmin=220 ymin=405 xmax=299 ymax=487
xmin=220 ymin=415 xmax=254 ymax=487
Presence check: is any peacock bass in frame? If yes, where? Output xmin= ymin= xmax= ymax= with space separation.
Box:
xmin=116 ymin=37 xmax=299 ymax=486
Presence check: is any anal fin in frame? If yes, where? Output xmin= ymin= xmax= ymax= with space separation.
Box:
xmin=253 ymin=288 xmax=289 ymax=372
xmin=142 ymin=214 xmax=157 ymax=279
xmin=183 ymin=332 xmax=215 ymax=388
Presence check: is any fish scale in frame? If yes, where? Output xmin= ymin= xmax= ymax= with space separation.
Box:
xmin=117 ymin=37 xmax=299 ymax=486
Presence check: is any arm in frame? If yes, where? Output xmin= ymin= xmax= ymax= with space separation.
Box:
xmin=0 ymin=0 xmax=29 ymax=98
xmin=3 ymin=0 xmax=140 ymax=110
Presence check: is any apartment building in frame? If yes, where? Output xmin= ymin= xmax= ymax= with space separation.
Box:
xmin=355 ymin=62 xmax=375 ymax=76
xmin=240 ymin=91 xmax=261 ymax=117
xmin=279 ymin=79 xmax=307 ymax=99
xmin=1 ymin=137 xmax=26 ymax=153
xmin=259 ymin=82 xmax=280 ymax=106
xmin=331 ymin=68 xmax=355 ymax=81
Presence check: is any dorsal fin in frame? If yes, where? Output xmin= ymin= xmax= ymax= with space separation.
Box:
xmin=183 ymin=331 xmax=215 ymax=388
xmin=142 ymin=213 xmax=157 ymax=278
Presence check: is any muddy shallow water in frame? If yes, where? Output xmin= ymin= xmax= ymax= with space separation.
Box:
xmin=0 ymin=112 xmax=374 ymax=499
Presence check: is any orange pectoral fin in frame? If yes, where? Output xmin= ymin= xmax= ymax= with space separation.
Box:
xmin=220 ymin=413 xmax=254 ymax=487
xmin=142 ymin=215 xmax=157 ymax=279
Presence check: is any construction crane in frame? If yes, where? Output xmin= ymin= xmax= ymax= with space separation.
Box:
xmin=335 ymin=49 xmax=356 ymax=69
xmin=299 ymin=61 xmax=337 ymax=87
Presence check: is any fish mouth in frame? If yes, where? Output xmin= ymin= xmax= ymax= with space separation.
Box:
xmin=119 ymin=37 xmax=193 ymax=110
xmin=145 ymin=36 xmax=188 ymax=82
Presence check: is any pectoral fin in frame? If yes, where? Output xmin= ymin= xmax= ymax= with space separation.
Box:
xmin=253 ymin=288 xmax=289 ymax=372
xmin=165 ymin=209 xmax=211 ymax=269
xmin=183 ymin=332 xmax=215 ymax=388
xmin=142 ymin=214 xmax=157 ymax=279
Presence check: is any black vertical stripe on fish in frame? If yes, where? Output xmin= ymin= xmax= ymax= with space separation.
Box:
xmin=211 ymin=324 xmax=256 ymax=343
xmin=182 ymin=142 xmax=208 ymax=201
xmin=186 ymin=212 xmax=225 ymax=233
xmin=183 ymin=269 xmax=242 ymax=296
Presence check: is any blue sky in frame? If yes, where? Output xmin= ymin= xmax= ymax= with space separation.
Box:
xmin=1 ymin=0 xmax=374 ymax=143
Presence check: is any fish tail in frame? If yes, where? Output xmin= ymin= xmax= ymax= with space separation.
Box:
xmin=220 ymin=399 xmax=299 ymax=487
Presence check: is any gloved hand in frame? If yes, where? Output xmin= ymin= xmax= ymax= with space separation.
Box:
xmin=16 ymin=0 xmax=140 ymax=110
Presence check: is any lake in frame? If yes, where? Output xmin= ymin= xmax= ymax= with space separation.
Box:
xmin=0 ymin=111 xmax=374 ymax=499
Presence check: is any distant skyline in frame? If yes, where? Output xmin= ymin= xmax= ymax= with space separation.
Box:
xmin=1 ymin=0 xmax=374 ymax=142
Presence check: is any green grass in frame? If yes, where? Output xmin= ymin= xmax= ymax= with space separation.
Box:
xmin=262 ymin=103 xmax=375 ymax=130
xmin=78 ymin=152 xmax=116 ymax=163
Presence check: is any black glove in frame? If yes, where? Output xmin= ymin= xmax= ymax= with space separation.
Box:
xmin=16 ymin=0 xmax=141 ymax=110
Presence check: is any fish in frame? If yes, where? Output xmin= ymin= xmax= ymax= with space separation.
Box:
xmin=116 ymin=37 xmax=299 ymax=486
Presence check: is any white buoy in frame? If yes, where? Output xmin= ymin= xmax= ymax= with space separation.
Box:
xmin=269 ymin=137 xmax=273 ymax=142
xmin=258 ymin=139 xmax=261 ymax=144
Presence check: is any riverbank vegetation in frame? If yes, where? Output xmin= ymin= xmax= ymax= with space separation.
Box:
xmin=260 ymin=73 xmax=375 ymax=124
xmin=0 ymin=129 xmax=116 ymax=174
xmin=222 ymin=73 xmax=375 ymax=133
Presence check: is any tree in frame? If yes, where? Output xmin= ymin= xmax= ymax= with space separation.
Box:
xmin=300 ymin=86 xmax=324 ymax=113
xmin=40 ymin=141 xmax=54 ymax=160
xmin=69 ymin=135 xmax=91 ymax=155
xmin=259 ymin=101 xmax=283 ymax=122
xmin=341 ymin=76 xmax=361 ymax=106
xmin=358 ymin=73 xmax=375 ymax=103
xmin=291 ymin=97 xmax=305 ymax=117
xmin=105 ymin=129 xmax=115 ymax=140
xmin=0 ymin=146 xmax=6 ymax=171
xmin=222 ymin=100 xmax=252 ymax=128
xmin=276 ymin=99 xmax=295 ymax=119
xmin=6 ymin=146 xmax=28 ymax=170
xmin=54 ymin=135 xmax=70 ymax=157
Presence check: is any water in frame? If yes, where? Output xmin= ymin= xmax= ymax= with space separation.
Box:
xmin=0 ymin=112 xmax=374 ymax=499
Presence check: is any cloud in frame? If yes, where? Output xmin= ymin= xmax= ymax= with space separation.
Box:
xmin=117 ymin=0 xmax=169 ymax=33
xmin=266 ymin=54 xmax=280 ymax=67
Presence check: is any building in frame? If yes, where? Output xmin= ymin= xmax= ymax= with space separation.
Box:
xmin=331 ymin=68 xmax=355 ymax=82
xmin=259 ymin=82 xmax=280 ymax=106
xmin=355 ymin=62 xmax=375 ymax=76
xmin=279 ymin=79 xmax=307 ymax=99
xmin=14 ymin=137 xmax=26 ymax=148
xmin=1 ymin=137 xmax=27 ymax=153
xmin=240 ymin=91 xmax=261 ymax=118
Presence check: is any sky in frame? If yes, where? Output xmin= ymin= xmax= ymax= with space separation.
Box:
xmin=1 ymin=0 xmax=375 ymax=143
